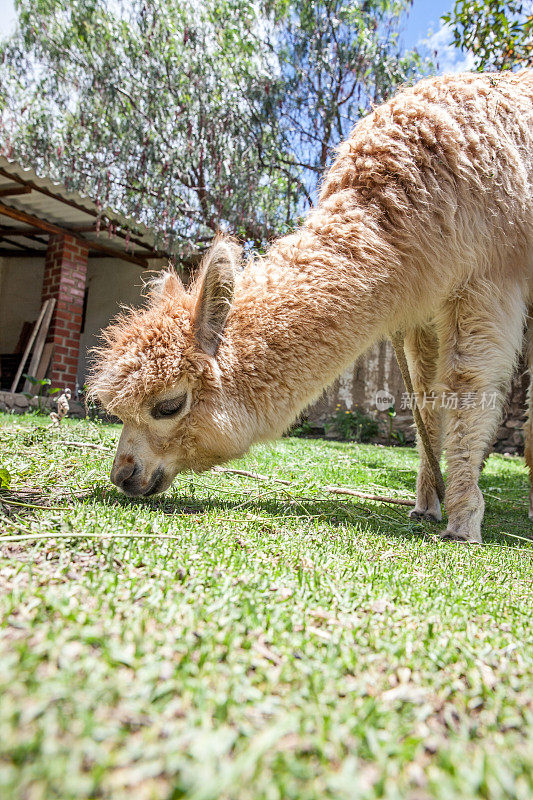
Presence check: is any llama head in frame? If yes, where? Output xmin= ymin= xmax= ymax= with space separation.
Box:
xmin=89 ymin=237 xmax=245 ymax=497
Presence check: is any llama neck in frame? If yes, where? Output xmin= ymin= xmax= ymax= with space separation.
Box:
xmin=218 ymin=215 xmax=403 ymax=442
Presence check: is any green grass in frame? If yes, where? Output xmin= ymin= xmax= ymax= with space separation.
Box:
xmin=0 ymin=412 xmax=532 ymax=800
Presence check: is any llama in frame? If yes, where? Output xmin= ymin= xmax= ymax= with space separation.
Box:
xmin=90 ymin=71 xmax=533 ymax=543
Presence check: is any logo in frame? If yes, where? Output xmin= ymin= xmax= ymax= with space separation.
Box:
xmin=375 ymin=389 xmax=394 ymax=411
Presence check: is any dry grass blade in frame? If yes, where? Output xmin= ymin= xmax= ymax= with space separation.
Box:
xmin=213 ymin=466 xmax=290 ymax=485
xmin=55 ymin=440 xmax=112 ymax=451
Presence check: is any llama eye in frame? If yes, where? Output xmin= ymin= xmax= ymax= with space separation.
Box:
xmin=152 ymin=394 xmax=187 ymax=420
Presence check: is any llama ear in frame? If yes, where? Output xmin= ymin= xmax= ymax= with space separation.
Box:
xmin=147 ymin=268 xmax=184 ymax=300
xmin=193 ymin=238 xmax=239 ymax=356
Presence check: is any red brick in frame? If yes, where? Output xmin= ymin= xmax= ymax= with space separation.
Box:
xmin=42 ymin=233 xmax=87 ymax=386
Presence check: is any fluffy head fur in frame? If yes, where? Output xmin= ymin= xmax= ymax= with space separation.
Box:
xmin=89 ymin=272 xmax=198 ymax=418
xmin=89 ymin=237 xmax=241 ymax=420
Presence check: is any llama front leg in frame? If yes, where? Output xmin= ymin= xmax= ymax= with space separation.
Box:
xmin=404 ymin=326 xmax=443 ymax=521
xmin=523 ymin=313 xmax=533 ymax=520
xmin=436 ymin=284 xmax=526 ymax=543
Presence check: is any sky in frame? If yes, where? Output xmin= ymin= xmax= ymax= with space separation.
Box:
xmin=0 ymin=0 xmax=473 ymax=72
xmin=403 ymin=0 xmax=453 ymax=48
xmin=0 ymin=0 xmax=16 ymax=40
xmin=402 ymin=0 xmax=476 ymax=73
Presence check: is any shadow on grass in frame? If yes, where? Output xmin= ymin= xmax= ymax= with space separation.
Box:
xmin=77 ymin=480 xmax=533 ymax=548
xmin=5 ymin=449 xmax=530 ymax=548
xmin=70 ymin=481 xmax=437 ymax=544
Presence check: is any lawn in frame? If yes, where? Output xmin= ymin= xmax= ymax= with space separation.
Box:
xmin=0 ymin=412 xmax=532 ymax=800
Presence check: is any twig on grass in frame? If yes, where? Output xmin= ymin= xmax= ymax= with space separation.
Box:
xmin=494 ymin=530 xmax=533 ymax=546
xmin=0 ymin=516 xmax=34 ymax=536
xmin=213 ymin=466 xmax=291 ymax=485
xmin=26 ymin=434 xmax=411 ymax=508
xmin=324 ymin=486 xmax=415 ymax=506
xmin=0 ymin=497 xmax=68 ymax=512
xmin=483 ymin=492 xmax=529 ymax=511
xmin=213 ymin=466 xmax=416 ymax=506
xmin=56 ymin=440 xmax=112 ymax=452
xmin=0 ymin=532 xmax=188 ymax=545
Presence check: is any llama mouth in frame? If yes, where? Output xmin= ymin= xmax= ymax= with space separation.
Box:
xmin=120 ymin=466 xmax=166 ymax=497
xmin=142 ymin=467 xmax=167 ymax=497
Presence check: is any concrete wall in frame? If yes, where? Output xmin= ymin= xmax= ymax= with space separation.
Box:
xmin=77 ymin=257 xmax=167 ymax=387
xmin=306 ymin=340 xmax=529 ymax=455
xmin=306 ymin=340 xmax=416 ymax=443
xmin=0 ymin=256 xmax=45 ymax=352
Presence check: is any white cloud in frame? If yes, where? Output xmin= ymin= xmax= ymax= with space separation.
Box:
xmin=421 ymin=19 xmax=476 ymax=74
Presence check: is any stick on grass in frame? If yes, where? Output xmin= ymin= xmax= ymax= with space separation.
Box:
xmin=213 ymin=466 xmax=415 ymax=506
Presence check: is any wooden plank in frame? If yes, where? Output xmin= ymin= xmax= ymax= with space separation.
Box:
xmin=0 ymin=249 xmax=48 ymax=257
xmin=0 ymin=224 xmax=96 ymax=236
xmin=22 ymin=298 xmax=56 ymax=394
xmin=10 ymin=300 xmax=49 ymax=393
xmin=0 ymin=201 xmax=149 ymax=267
xmin=15 ymin=321 xmax=34 ymax=354
xmin=0 ymin=225 xmax=51 ymax=236
xmin=0 ymin=185 xmax=32 ymax=198
xmin=1 ymin=237 xmax=35 ymax=251
xmin=34 ymin=342 xmax=54 ymax=384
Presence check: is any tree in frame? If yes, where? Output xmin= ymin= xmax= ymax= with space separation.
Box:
xmin=0 ymin=0 xmax=424 ymax=258
xmin=443 ymin=0 xmax=533 ymax=71
xmin=260 ymin=0 xmax=425 ymax=205
xmin=1 ymin=0 xmax=286 ymax=259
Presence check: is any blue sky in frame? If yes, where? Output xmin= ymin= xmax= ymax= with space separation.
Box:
xmin=402 ymin=0 xmax=476 ymax=72
xmin=403 ymin=0 xmax=454 ymax=49
xmin=0 ymin=0 xmax=472 ymax=71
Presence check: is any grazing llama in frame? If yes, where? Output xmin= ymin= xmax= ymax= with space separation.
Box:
xmin=90 ymin=71 xmax=533 ymax=543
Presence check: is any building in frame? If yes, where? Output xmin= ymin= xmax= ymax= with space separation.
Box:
xmin=0 ymin=156 xmax=170 ymax=395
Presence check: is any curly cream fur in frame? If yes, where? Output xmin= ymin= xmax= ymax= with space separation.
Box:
xmin=90 ymin=71 xmax=533 ymax=542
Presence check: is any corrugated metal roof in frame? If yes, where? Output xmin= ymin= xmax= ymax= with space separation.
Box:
xmin=0 ymin=155 xmax=171 ymax=265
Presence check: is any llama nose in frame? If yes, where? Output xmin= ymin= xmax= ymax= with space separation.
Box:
xmin=111 ymin=461 xmax=138 ymax=489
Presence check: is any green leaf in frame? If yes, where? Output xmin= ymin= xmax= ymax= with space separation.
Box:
xmin=0 ymin=467 xmax=12 ymax=488
xmin=443 ymin=0 xmax=532 ymax=70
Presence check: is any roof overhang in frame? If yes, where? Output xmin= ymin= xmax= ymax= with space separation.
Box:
xmin=0 ymin=156 xmax=171 ymax=268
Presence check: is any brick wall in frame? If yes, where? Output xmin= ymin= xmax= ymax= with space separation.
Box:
xmin=41 ymin=233 xmax=88 ymax=391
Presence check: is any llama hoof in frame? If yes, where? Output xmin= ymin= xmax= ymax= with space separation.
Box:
xmin=409 ymin=496 xmax=442 ymax=523
xmin=409 ymin=508 xmax=441 ymax=523
xmin=440 ymin=529 xmax=481 ymax=544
